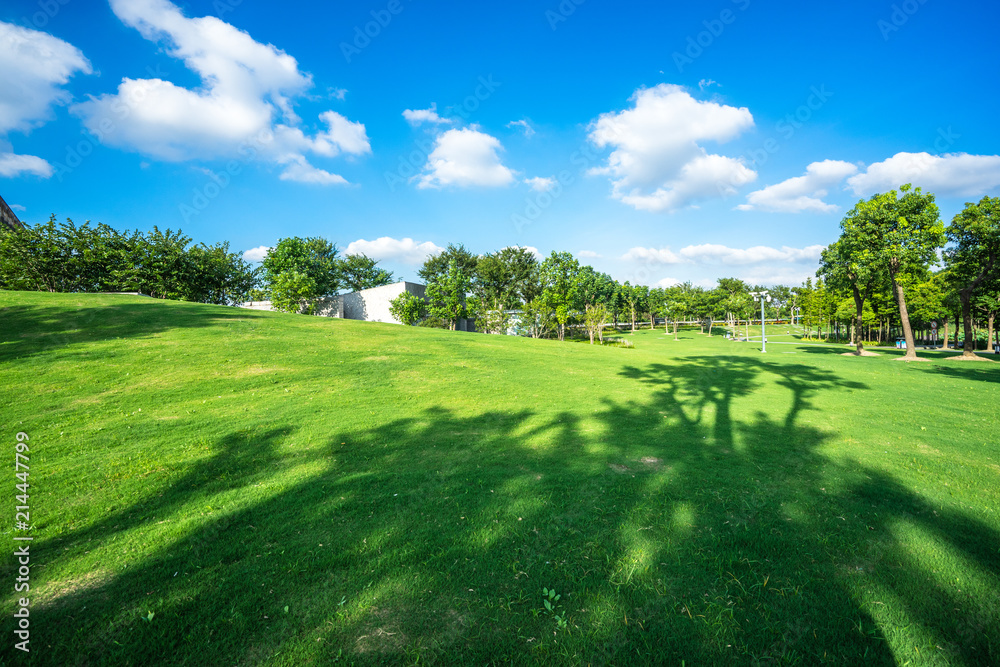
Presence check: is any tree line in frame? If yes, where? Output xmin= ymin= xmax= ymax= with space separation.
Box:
xmin=816 ymin=186 xmax=999 ymax=359
xmin=0 ymin=216 xmax=258 ymax=305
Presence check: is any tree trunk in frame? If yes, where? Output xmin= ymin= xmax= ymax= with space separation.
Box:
xmin=890 ymin=273 xmax=918 ymax=360
xmin=941 ymin=320 xmax=948 ymax=349
xmin=851 ymin=286 xmax=865 ymax=354
xmin=959 ymin=289 xmax=979 ymax=358
xmin=674 ymin=319 xmax=679 ymax=340
xmin=706 ymin=319 xmax=712 ymax=336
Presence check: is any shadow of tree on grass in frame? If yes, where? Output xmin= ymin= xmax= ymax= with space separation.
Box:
xmin=12 ymin=355 xmax=1000 ymax=665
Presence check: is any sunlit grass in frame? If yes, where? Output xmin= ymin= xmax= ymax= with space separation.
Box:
xmin=1 ymin=291 xmax=998 ymax=665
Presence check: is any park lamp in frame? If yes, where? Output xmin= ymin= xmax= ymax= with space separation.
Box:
xmin=749 ymin=291 xmax=771 ymax=353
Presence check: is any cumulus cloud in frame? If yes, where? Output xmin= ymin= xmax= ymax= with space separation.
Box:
xmin=578 ymin=250 xmax=601 ymax=258
xmin=677 ymin=244 xmax=825 ymax=265
xmin=621 ymin=246 xmax=687 ymax=264
xmin=737 ymin=160 xmax=858 ymax=213
xmin=0 ymin=21 xmax=91 ymax=177
xmin=345 ymin=237 xmax=444 ymax=265
xmin=656 ymin=277 xmax=681 ymax=288
xmin=242 ymin=245 xmax=270 ymax=262
xmin=71 ymin=0 xmax=367 ymax=184
xmin=588 ymin=84 xmax=756 ymax=212
xmin=0 ymin=152 xmax=53 ymax=178
xmin=402 ymin=103 xmax=453 ymax=126
xmin=507 ymin=119 xmax=535 ymax=137
xmin=524 ymin=176 xmax=556 ymax=191
xmin=846 ymin=152 xmax=1000 ymax=197
xmin=417 ymin=127 xmax=515 ymax=189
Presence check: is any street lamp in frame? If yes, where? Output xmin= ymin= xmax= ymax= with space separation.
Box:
xmin=750 ymin=291 xmax=771 ymax=353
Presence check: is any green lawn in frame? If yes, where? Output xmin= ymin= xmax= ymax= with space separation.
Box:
xmin=2 ymin=292 xmax=999 ymax=665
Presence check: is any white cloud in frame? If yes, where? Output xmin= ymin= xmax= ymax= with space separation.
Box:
xmin=507 ymin=119 xmax=535 ymax=137
xmin=503 ymin=245 xmax=544 ymax=261
xmin=677 ymin=244 xmax=825 ymax=265
xmin=621 ymin=246 xmax=687 ymax=264
xmin=0 ymin=21 xmax=92 ymax=134
xmin=9 ymin=203 xmax=25 ymax=211
xmin=242 ymin=245 xmax=270 ymax=262
xmin=0 ymin=21 xmax=91 ymax=179
xmin=737 ymin=160 xmax=858 ymax=213
xmin=71 ymin=0 xmax=366 ymax=184
xmin=345 ymin=237 xmax=444 ymax=265
xmin=588 ymin=84 xmax=756 ymax=212
xmin=524 ymin=176 xmax=556 ymax=191
xmin=656 ymin=277 xmax=681 ymax=288
xmin=278 ymin=156 xmax=348 ymax=185
xmin=417 ymin=127 xmax=515 ymax=189
xmin=0 ymin=152 xmax=53 ymax=178
xmin=698 ymin=79 xmax=719 ymax=91
xmin=402 ymin=104 xmax=453 ymax=126
xmin=578 ymin=250 xmax=601 ymax=258
xmin=847 ymin=152 xmax=1000 ymax=197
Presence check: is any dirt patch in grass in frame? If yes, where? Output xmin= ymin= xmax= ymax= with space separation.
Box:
xmin=840 ymin=351 xmax=881 ymax=357
xmin=35 ymin=568 xmax=115 ymax=610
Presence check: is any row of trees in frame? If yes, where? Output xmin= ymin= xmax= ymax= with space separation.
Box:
xmin=0 ymin=216 xmax=258 ymax=305
xmin=258 ymin=237 xmax=394 ymax=313
xmin=817 ymin=187 xmax=999 ymax=359
xmin=389 ymin=244 xmax=804 ymax=342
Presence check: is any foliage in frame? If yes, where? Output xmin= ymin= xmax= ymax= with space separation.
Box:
xmin=418 ymin=243 xmax=478 ymax=285
xmin=426 ymin=261 xmax=472 ymax=330
xmin=261 ymin=237 xmax=340 ymax=308
xmin=338 ymin=253 xmax=394 ymax=293
xmin=388 ymin=290 xmax=427 ymax=325
xmin=0 ymin=216 xmax=259 ymax=304
xmin=270 ymin=270 xmax=319 ymax=314
xmin=944 ymin=196 xmax=1000 ymax=355
xmin=539 ymin=251 xmax=581 ymax=341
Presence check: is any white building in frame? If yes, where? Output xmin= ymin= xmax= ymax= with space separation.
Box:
xmin=242 ymin=281 xmax=427 ymax=324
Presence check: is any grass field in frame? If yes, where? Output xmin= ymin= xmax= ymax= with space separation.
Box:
xmin=2 ymin=292 xmax=999 ymax=665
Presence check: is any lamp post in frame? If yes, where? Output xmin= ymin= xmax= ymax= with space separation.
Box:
xmin=750 ymin=290 xmax=771 ymax=353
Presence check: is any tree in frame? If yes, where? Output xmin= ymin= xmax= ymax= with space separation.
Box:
xmin=389 ymin=290 xmax=426 ymax=325
xmin=474 ymin=246 xmax=540 ymax=311
xmin=944 ymin=196 xmax=1000 ymax=358
xmin=583 ymin=303 xmax=609 ymax=344
xmin=818 ymin=239 xmax=886 ymax=354
xmin=338 ymin=254 xmax=394 ymax=293
xmin=262 ymin=237 xmax=340 ymax=312
xmin=539 ymin=252 xmax=581 ymax=341
xmin=269 ymin=270 xmax=318 ymax=314
xmin=426 ymin=261 xmax=471 ymax=330
xmin=418 ymin=243 xmax=477 ymax=285
xmin=840 ymin=185 xmax=944 ymax=360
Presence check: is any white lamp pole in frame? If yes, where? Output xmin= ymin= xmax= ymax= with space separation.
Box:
xmin=750 ymin=291 xmax=771 ymax=353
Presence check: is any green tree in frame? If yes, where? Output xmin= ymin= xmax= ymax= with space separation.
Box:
xmin=819 ymin=238 xmax=886 ymax=354
xmin=474 ymin=246 xmax=540 ymax=311
xmin=418 ymin=243 xmax=478 ymax=285
xmin=944 ymin=196 xmax=1000 ymax=358
xmin=426 ymin=261 xmax=472 ymax=330
xmin=269 ymin=270 xmax=318 ymax=314
xmin=540 ymin=251 xmax=581 ymax=341
xmin=338 ymin=254 xmax=394 ymax=293
xmin=389 ymin=290 xmax=427 ymax=325
xmin=840 ymin=185 xmax=944 ymax=360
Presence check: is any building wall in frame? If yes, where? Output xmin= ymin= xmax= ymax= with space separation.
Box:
xmin=343 ymin=281 xmax=425 ymax=323
xmin=239 ymin=281 xmax=424 ymax=324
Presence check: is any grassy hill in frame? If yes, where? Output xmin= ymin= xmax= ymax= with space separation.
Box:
xmin=2 ymin=292 xmax=999 ymax=665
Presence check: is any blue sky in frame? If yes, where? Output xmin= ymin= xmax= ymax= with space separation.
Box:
xmin=3 ymin=0 xmax=999 ymax=287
